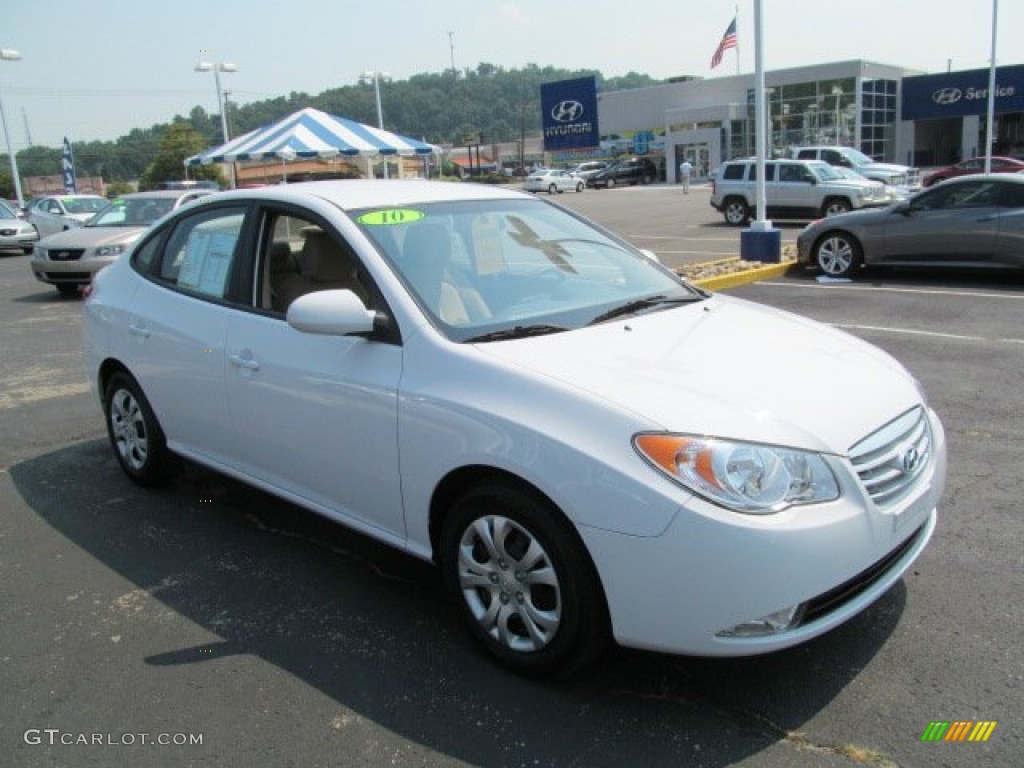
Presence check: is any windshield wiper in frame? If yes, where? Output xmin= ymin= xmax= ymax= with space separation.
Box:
xmin=464 ymin=324 xmax=569 ymax=343
xmin=589 ymin=295 xmax=703 ymax=325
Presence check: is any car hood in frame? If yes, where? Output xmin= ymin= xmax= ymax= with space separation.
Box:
xmin=476 ymin=295 xmax=920 ymax=455
xmin=38 ymin=226 xmax=146 ymax=248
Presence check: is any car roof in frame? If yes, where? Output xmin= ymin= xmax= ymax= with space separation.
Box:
xmin=113 ymin=189 xmax=211 ymax=200
xmin=209 ymin=180 xmax=530 ymax=211
xmin=935 ymin=172 xmax=1024 ymax=185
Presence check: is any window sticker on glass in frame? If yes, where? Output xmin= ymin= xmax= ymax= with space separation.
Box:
xmin=178 ymin=229 xmax=237 ymax=296
xmin=357 ymin=209 xmax=425 ymax=226
xmin=471 ymin=214 xmax=506 ymax=275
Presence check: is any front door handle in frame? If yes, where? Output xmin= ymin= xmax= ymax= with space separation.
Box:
xmin=128 ymin=322 xmax=150 ymax=339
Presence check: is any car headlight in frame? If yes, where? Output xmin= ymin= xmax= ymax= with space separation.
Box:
xmin=634 ymin=434 xmax=840 ymax=514
xmin=93 ymin=244 xmax=127 ymax=257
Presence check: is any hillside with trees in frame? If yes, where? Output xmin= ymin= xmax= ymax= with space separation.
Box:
xmin=0 ymin=64 xmax=659 ymax=194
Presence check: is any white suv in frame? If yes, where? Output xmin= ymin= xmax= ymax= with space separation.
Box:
xmin=710 ymin=158 xmax=889 ymax=225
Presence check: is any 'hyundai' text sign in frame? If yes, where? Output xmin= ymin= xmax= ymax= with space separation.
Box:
xmin=541 ymin=77 xmax=599 ymax=152
xmin=903 ymin=64 xmax=1024 ymax=120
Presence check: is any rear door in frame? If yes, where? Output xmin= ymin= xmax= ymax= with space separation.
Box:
xmin=991 ymin=180 xmax=1024 ymax=266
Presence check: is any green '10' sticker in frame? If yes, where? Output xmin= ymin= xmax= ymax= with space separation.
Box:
xmin=358 ymin=209 xmax=425 ymax=226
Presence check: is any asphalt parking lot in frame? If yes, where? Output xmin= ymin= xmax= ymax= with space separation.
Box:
xmin=2 ymin=186 xmax=1021 ymax=768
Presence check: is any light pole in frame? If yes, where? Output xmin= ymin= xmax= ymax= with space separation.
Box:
xmin=195 ymin=61 xmax=237 ymax=186
xmin=832 ymin=85 xmax=843 ymax=145
xmin=360 ymin=69 xmax=391 ymax=178
xmin=1 ymin=48 xmax=24 ymax=208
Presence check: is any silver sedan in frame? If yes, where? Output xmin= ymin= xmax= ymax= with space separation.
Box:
xmin=522 ymin=169 xmax=584 ymax=194
xmin=797 ymin=174 xmax=1024 ymax=278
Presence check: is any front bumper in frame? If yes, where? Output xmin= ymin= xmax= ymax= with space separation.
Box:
xmin=579 ymin=409 xmax=946 ymax=657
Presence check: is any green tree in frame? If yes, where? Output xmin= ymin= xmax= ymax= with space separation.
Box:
xmin=138 ymin=122 xmax=224 ymax=190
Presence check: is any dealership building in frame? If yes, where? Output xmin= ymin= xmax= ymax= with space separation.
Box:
xmin=542 ymin=61 xmax=1024 ymax=183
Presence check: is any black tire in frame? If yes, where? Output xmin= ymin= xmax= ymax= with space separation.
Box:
xmin=814 ymin=231 xmax=863 ymax=278
xmin=103 ymin=371 xmax=179 ymax=486
xmin=822 ymin=197 xmax=852 ymax=217
xmin=56 ymin=284 xmax=80 ymax=297
xmin=722 ymin=197 xmax=750 ymax=226
xmin=642 ymin=173 xmax=653 ymax=185
xmin=547 ymin=184 xmax=557 ymax=195
xmin=575 ymin=182 xmax=584 ymax=193
xmin=439 ymin=480 xmax=610 ymax=676
xmin=605 ymin=177 xmax=616 ymax=189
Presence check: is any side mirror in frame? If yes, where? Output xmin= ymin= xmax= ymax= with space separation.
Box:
xmin=286 ymin=289 xmax=376 ymax=336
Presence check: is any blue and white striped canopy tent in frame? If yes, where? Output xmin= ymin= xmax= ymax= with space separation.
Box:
xmin=184 ymin=107 xmax=438 ymax=170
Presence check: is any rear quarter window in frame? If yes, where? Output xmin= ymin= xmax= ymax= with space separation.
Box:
xmin=722 ymin=164 xmax=747 ymax=180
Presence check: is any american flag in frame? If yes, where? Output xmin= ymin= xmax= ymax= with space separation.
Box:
xmin=710 ymin=17 xmax=737 ymax=70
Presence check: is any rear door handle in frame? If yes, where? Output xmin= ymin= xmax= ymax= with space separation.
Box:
xmin=229 ymin=353 xmax=260 ymax=371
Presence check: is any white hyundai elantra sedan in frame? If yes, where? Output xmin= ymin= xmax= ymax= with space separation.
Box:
xmin=83 ymin=180 xmax=946 ymax=675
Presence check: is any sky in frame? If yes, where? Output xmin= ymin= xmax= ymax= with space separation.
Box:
xmin=3 ymin=0 xmax=1023 ymax=148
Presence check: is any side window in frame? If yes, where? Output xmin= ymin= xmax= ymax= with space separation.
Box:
xmin=821 ymin=150 xmax=842 ymax=165
xmin=998 ymin=182 xmax=1024 ymax=208
xmin=261 ymin=212 xmax=370 ymax=314
xmin=722 ymin=164 xmax=745 ymax=180
xmin=796 ymin=149 xmax=815 ymax=160
xmin=131 ymin=233 xmax=163 ymax=273
xmin=158 ymin=207 xmax=247 ymax=300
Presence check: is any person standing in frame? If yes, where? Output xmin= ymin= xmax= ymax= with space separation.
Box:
xmin=678 ymin=158 xmax=693 ymax=194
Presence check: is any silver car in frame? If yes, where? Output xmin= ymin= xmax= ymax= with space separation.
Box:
xmin=797 ymin=174 xmax=1024 ymax=278
xmin=25 ymin=194 xmax=109 ymax=238
xmin=31 ymin=189 xmax=213 ymax=295
xmin=0 ymin=199 xmax=39 ymax=254
xmin=523 ymin=169 xmax=585 ymax=194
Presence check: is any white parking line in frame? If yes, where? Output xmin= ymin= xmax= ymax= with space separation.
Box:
xmin=832 ymin=323 xmax=1024 ymax=345
xmin=759 ymin=281 xmax=1024 ymax=301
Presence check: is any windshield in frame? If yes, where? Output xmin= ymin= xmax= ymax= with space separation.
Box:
xmin=0 ymin=200 xmax=15 ymax=219
xmin=87 ymin=197 xmax=175 ymax=228
xmin=352 ymin=198 xmax=702 ymax=342
xmin=63 ymin=197 xmax=109 ymax=214
xmin=813 ymin=163 xmax=847 ymax=181
xmin=840 ymin=148 xmax=875 ymax=166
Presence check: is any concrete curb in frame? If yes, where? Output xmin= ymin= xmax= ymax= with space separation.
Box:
xmin=689 ymin=258 xmax=799 ymax=291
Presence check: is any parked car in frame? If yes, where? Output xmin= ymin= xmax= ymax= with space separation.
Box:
xmin=0 ymin=199 xmax=39 ymax=255
xmin=797 ymin=174 xmax=1024 ymax=278
xmin=792 ymin=146 xmax=920 ymax=191
xmin=587 ymin=157 xmax=658 ymax=188
xmin=567 ymin=161 xmax=608 ymax=182
xmin=710 ymin=158 xmax=889 ymax=225
xmin=25 ymin=194 xmax=109 ymax=238
xmin=84 ymin=180 xmax=945 ymax=675
xmin=921 ymin=156 xmax=1024 ymax=187
xmin=522 ymin=169 xmax=584 ymax=194
xmin=31 ymin=189 xmax=213 ymax=295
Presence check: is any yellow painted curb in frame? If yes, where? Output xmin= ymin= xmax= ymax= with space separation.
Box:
xmin=690 ymin=259 xmax=798 ymax=291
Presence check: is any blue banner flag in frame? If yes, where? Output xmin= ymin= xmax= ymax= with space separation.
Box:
xmin=62 ymin=136 xmax=77 ymax=194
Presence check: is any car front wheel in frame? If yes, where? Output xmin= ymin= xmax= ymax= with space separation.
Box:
xmin=814 ymin=232 xmax=862 ymax=278
xmin=548 ymin=184 xmax=558 ymax=194
xmin=822 ymin=198 xmax=852 ymax=217
xmin=575 ymin=182 xmax=584 ymax=192
xmin=439 ymin=480 xmax=609 ymax=676
xmin=605 ymin=177 xmax=616 ymax=189
xmin=722 ymin=197 xmax=750 ymax=226
xmin=104 ymin=371 xmax=178 ymax=486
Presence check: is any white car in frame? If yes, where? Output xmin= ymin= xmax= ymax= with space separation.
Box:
xmin=84 ymin=180 xmax=946 ymax=674
xmin=0 ymin=199 xmax=39 ymax=254
xmin=523 ymin=169 xmax=584 ymax=194
xmin=25 ymin=194 xmax=109 ymax=238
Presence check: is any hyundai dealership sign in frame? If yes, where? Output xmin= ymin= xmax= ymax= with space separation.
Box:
xmin=903 ymin=65 xmax=1024 ymax=120
xmin=541 ymin=77 xmax=599 ymax=151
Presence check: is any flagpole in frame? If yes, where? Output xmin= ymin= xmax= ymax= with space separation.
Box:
xmin=984 ymin=0 xmax=998 ymax=174
xmin=735 ymin=4 xmax=740 ymax=75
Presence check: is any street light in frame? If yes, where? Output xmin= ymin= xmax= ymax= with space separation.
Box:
xmin=832 ymin=85 xmax=843 ymax=145
xmin=359 ymin=69 xmax=391 ymax=178
xmin=1 ymin=48 xmax=24 ymax=208
xmin=195 ymin=61 xmax=237 ymax=186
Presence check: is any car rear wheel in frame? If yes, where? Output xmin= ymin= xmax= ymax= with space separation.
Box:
xmin=56 ymin=284 xmax=80 ymax=297
xmin=548 ymin=184 xmax=558 ymax=195
xmin=814 ymin=232 xmax=862 ymax=278
xmin=439 ymin=480 xmax=609 ymax=676
xmin=575 ymin=182 xmax=584 ymax=192
xmin=104 ymin=371 xmax=179 ymax=486
xmin=723 ymin=197 xmax=750 ymax=226
xmin=605 ymin=177 xmax=616 ymax=189
xmin=822 ymin=198 xmax=852 ymax=217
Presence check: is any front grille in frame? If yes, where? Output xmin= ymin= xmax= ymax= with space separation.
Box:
xmin=849 ymin=407 xmax=931 ymax=508
xmin=44 ymin=248 xmax=85 ymax=262
xmin=801 ymin=522 xmax=924 ymax=624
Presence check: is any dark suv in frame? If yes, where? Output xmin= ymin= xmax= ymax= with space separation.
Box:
xmin=587 ymin=157 xmax=658 ymax=188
